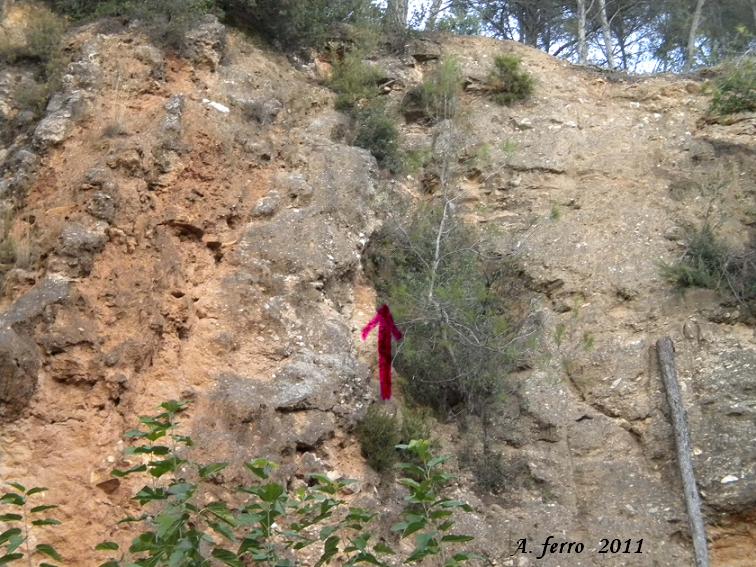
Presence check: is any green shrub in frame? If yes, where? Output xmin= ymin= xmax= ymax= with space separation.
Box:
xmin=357 ymin=405 xmax=437 ymax=473
xmin=403 ymin=148 xmax=432 ymax=175
xmin=662 ymin=223 xmax=756 ymax=314
xmin=220 ymin=0 xmax=378 ymax=48
xmin=662 ymin=224 xmax=732 ymax=289
xmin=401 ymin=56 xmax=463 ymax=123
xmin=328 ymin=50 xmax=403 ymax=171
xmin=328 ymin=50 xmax=383 ymax=110
xmin=399 ymin=406 xmax=432 ymax=445
xmin=51 ymin=0 xmax=218 ymax=50
xmin=356 ymin=404 xmax=401 ymax=472
xmin=459 ymin=448 xmax=508 ymax=494
xmin=13 ymin=78 xmax=50 ymax=115
xmin=364 ymin=204 xmax=527 ymax=417
xmin=22 ymin=6 xmax=66 ymax=63
xmin=353 ymin=102 xmax=403 ymax=172
xmin=393 ymin=440 xmax=477 ymax=563
xmin=0 ymin=5 xmax=66 ymax=66
xmin=98 ymin=400 xmax=477 ymax=565
xmin=709 ymin=58 xmax=756 ymax=116
xmin=486 ymin=54 xmax=534 ymax=106
xmin=0 ymin=208 xmax=16 ymax=274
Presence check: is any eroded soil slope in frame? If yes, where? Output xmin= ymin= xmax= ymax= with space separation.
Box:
xmin=0 ymin=13 xmax=754 ymax=566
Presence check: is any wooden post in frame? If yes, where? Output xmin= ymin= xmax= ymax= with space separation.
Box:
xmin=656 ymin=337 xmax=709 ymax=567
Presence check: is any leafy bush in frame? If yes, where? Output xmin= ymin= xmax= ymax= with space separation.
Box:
xmin=220 ymin=0 xmax=378 ymax=49
xmin=364 ymin=204 xmax=527 ymax=418
xmin=95 ymin=400 xmax=476 ymax=566
xmin=486 ymin=54 xmax=534 ymax=106
xmin=709 ymin=58 xmax=756 ymax=115
xmin=399 ymin=406 xmax=432 ymax=446
xmin=0 ymin=5 xmax=66 ymax=66
xmin=0 ymin=483 xmax=63 ymax=564
xmin=329 ymin=51 xmax=383 ymax=110
xmin=356 ymin=404 xmax=401 ymax=472
xmin=328 ymin=51 xmax=403 ymax=171
xmin=401 ymin=56 xmax=463 ymax=123
xmin=392 ymin=440 xmax=477 ymax=564
xmin=357 ymin=405 xmax=435 ymax=473
xmin=460 ymin=448 xmax=508 ymax=494
xmin=662 ymin=224 xmax=728 ymax=289
xmin=13 ymin=78 xmax=50 ymax=115
xmin=352 ymin=102 xmax=403 ymax=172
xmin=0 ymin=208 xmax=16 ymax=276
xmin=662 ymin=223 xmax=756 ymax=312
xmin=50 ymin=0 xmax=218 ymax=50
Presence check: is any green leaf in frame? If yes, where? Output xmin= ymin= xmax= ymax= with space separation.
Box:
xmin=319 ymin=525 xmax=338 ymax=540
xmin=149 ymin=458 xmax=184 ymax=478
xmin=160 ymin=400 xmax=188 ymax=414
xmin=116 ymin=514 xmax=148 ymax=524
xmin=111 ymin=464 xmax=147 ymax=478
xmin=244 ymin=459 xmax=276 ymax=480
xmin=128 ymin=532 xmax=157 ymax=553
xmin=125 ymin=446 xmax=170 ymax=456
xmin=39 ymin=563 xmax=60 ymax=567
xmin=134 ymin=486 xmax=168 ymax=505
xmin=166 ymin=483 xmax=195 ymax=499
xmin=211 ymin=548 xmax=242 ymax=567
xmin=199 ymin=463 xmax=229 ymax=479
xmin=391 ymin=518 xmax=426 ymax=538
xmin=30 ymin=505 xmax=58 ymax=514
xmin=0 ymin=494 xmax=24 ymax=506
xmin=124 ymin=429 xmax=148 ymax=439
xmin=36 ymin=544 xmax=63 ymax=561
xmin=204 ymin=502 xmax=236 ymax=526
xmin=95 ymin=542 xmax=120 ymax=551
xmin=26 ymin=487 xmax=48 ymax=496
xmin=441 ymin=535 xmax=474 ymax=543
xmin=172 ymin=435 xmax=193 ymax=447
xmin=0 ymin=554 xmax=24 ymax=565
xmin=314 ymin=535 xmax=339 ymax=567
xmin=145 ymin=429 xmax=168 ymax=442
xmin=31 ymin=519 xmax=62 ymax=527
xmin=373 ymin=542 xmax=395 ymax=555
xmin=155 ymin=508 xmax=186 ymax=539
xmin=0 ymin=514 xmax=22 ymax=522
xmin=256 ymin=483 xmax=284 ymax=503
xmin=5 ymin=534 xmax=23 ymax=554
xmin=98 ymin=562 xmax=121 ymax=567
xmin=0 ymin=529 xmax=22 ymax=547
xmin=237 ymin=537 xmax=263 ymax=556
xmin=6 ymin=483 xmax=26 ymax=493
xmin=427 ymin=456 xmax=448 ymax=468
xmin=397 ymin=478 xmax=421 ymax=490
xmin=208 ymin=521 xmax=236 ymax=543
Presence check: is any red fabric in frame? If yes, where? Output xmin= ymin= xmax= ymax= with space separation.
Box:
xmin=362 ymin=304 xmax=402 ymax=400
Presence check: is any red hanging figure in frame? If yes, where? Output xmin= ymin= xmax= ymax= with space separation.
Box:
xmin=361 ymin=304 xmax=403 ymax=400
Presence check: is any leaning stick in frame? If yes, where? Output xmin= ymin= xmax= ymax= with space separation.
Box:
xmin=656 ymin=337 xmax=709 ymax=567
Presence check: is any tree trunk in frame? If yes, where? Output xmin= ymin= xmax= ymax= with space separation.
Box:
xmin=656 ymin=338 xmax=710 ymax=567
xmin=385 ymin=0 xmax=409 ymax=33
xmin=577 ymin=0 xmax=587 ymax=64
xmin=685 ymin=0 xmax=706 ymax=72
xmin=425 ymin=0 xmax=444 ymax=31
xmin=597 ymin=0 xmax=614 ymax=68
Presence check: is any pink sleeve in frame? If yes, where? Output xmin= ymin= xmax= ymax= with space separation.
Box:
xmin=361 ymin=314 xmax=380 ymax=341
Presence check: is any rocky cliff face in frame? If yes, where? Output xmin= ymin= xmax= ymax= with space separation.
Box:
xmin=0 ymin=9 xmax=753 ymax=567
